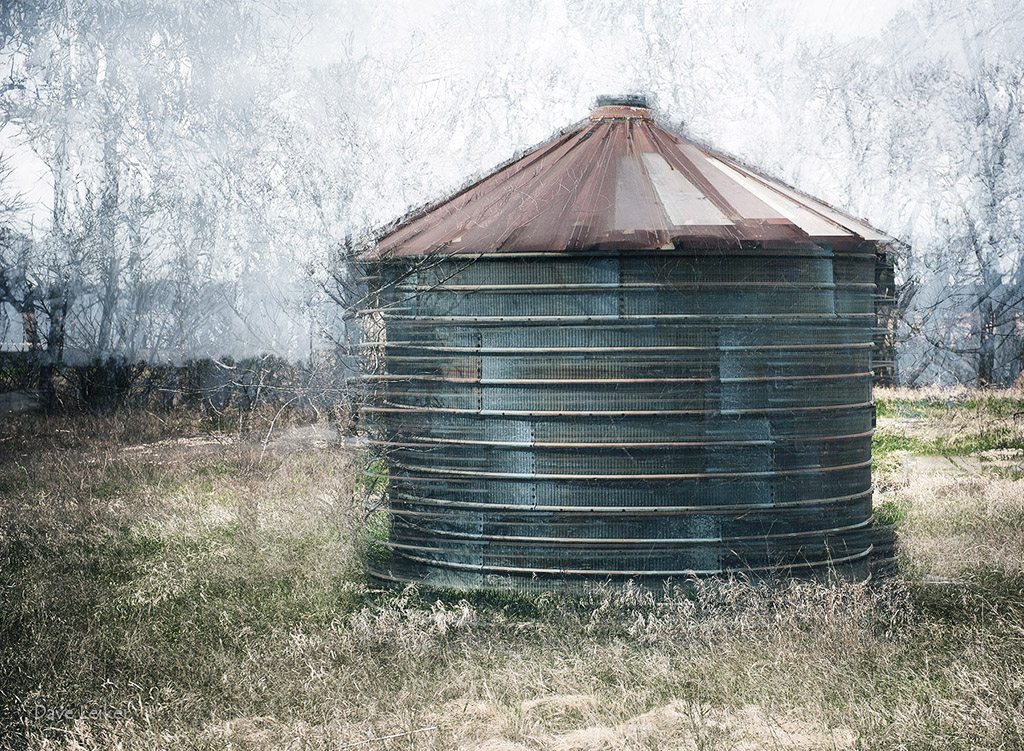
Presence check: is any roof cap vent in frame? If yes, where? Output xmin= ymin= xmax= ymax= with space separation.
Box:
xmin=595 ymin=93 xmax=650 ymax=109
xmin=590 ymin=93 xmax=654 ymax=120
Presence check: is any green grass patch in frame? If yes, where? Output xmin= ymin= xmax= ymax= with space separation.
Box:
xmin=356 ymin=457 xmax=388 ymax=494
xmin=876 ymin=393 xmax=1024 ymax=420
xmin=874 ymin=498 xmax=906 ymax=526
xmin=873 ymin=432 xmax=930 ymax=457
xmin=981 ymin=464 xmax=1024 ymax=480
xmin=959 ymin=395 xmax=1024 ymax=417
xmin=873 ymin=429 xmax=1024 ymax=458
xmin=193 ymin=458 xmax=242 ymax=478
xmin=936 ymin=429 xmax=1024 ymax=456
xmin=1 ymin=522 xmax=366 ymax=718
xmin=875 ymin=397 xmax=951 ymax=419
xmin=358 ymin=508 xmax=392 ymax=569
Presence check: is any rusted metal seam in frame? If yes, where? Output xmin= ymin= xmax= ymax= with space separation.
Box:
xmin=386 ymin=487 xmax=874 ymax=514
xmin=643 ymin=121 xmax=744 ymax=222
xmin=369 ymin=430 xmax=874 ymax=450
xmin=362 ymin=401 xmax=875 ymax=417
xmin=381 ymin=545 xmax=875 ymax=578
xmin=360 ymin=343 xmax=876 ymax=352
xmin=372 ymin=125 xmax=591 ymax=256
xmin=385 ymin=458 xmax=872 ymax=481
xmin=709 ymin=151 xmax=868 ymax=238
xmin=360 ymin=372 xmax=874 ymax=385
xmin=486 ymin=121 xmax=613 ymax=252
xmin=364 ymin=312 xmax=874 ymax=320
xmin=365 ymin=316 xmax=875 ymax=325
xmin=393 ymin=282 xmax=874 ymax=291
xmin=391 ymin=517 xmax=875 ymax=546
xmin=363 ymin=248 xmax=878 ymax=261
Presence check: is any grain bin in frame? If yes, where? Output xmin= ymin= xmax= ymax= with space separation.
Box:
xmin=359 ymin=96 xmax=897 ymax=590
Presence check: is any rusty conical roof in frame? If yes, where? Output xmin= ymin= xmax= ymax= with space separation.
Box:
xmin=368 ymin=99 xmax=891 ymax=258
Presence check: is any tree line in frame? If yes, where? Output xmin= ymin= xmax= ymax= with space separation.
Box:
xmin=0 ymin=0 xmax=1021 ymax=411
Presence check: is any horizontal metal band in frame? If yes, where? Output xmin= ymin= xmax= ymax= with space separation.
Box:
xmin=363 ymin=312 xmax=876 ymax=322
xmin=392 ymin=282 xmax=875 ymax=292
xmin=379 ymin=545 xmax=875 ymax=579
xmin=362 ymin=400 xmax=875 ymax=418
xmin=390 ymin=517 xmax=874 ymax=547
xmin=369 ymin=429 xmax=874 ymax=451
xmin=360 ymin=372 xmax=874 ymax=386
xmin=387 ymin=488 xmax=874 ymax=514
xmin=360 ymin=247 xmax=876 ymax=261
xmin=360 ymin=342 xmax=876 ymax=353
xmin=386 ymin=458 xmax=872 ymax=481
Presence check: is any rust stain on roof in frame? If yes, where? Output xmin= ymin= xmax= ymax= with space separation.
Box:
xmin=366 ymin=98 xmax=892 ymax=259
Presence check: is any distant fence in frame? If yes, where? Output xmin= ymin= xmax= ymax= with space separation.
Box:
xmin=0 ymin=351 xmax=361 ymax=415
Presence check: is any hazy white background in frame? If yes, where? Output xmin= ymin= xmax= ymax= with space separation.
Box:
xmin=1 ymin=0 xmax=1022 ymax=385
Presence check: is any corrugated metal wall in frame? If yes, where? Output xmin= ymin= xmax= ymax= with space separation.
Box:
xmin=360 ymin=241 xmax=885 ymax=590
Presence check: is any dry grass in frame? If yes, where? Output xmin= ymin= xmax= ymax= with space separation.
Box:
xmin=873 ymin=385 xmax=1024 ymax=461
xmin=873 ymin=385 xmax=1024 ymax=576
xmin=1 ymin=395 xmax=1023 ymax=750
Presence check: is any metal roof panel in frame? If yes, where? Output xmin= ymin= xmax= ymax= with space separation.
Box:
xmin=366 ymin=100 xmax=894 ymax=258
